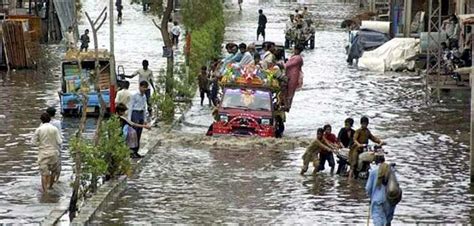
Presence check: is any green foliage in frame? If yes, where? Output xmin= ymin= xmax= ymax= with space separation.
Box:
xmin=183 ymin=0 xmax=225 ymax=81
xmin=174 ymin=66 xmax=195 ymax=100
xmin=149 ymin=0 xmax=164 ymax=17
xmin=69 ymin=116 xmax=132 ymax=193
xmin=147 ymin=0 xmax=225 ymax=124
xmin=70 ymin=137 xmax=107 ymax=185
xmin=161 ymin=94 xmax=175 ymax=124
xmin=151 ymin=92 xmax=175 ymax=124
xmin=182 ymin=0 xmax=224 ymax=32
xmin=99 ymin=116 xmax=132 ymax=177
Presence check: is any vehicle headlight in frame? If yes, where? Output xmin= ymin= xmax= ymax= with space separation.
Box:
xmin=261 ymin=118 xmax=271 ymax=125
xmin=220 ymin=115 xmax=228 ymax=123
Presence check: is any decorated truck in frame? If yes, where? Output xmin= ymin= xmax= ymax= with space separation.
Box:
xmin=210 ymin=62 xmax=286 ymax=138
xmin=58 ymin=50 xmax=118 ymax=116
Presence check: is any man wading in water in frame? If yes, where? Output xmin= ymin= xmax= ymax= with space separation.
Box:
xmin=33 ymin=113 xmax=62 ymax=193
xmin=257 ymin=9 xmax=267 ymax=41
xmin=300 ymin=128 xmax=334 ymax=175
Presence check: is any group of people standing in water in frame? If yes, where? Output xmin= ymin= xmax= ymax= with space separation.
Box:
xmin=301 ymin=116 xmax=400 ymax=225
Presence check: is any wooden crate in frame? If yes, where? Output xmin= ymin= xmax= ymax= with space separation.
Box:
xmin=8 ymin=15 xmax=42 ymax=42
xmin=3 ymin=20 xmax=28 ymax=68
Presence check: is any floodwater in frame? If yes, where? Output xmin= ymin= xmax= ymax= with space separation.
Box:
xmin=0 ymin=0 xmax=170 ymax=223
xmin=92 ymin=0 xmax=473 ymax=225
xmin=0 ymin=0 xmax=471 ymax=224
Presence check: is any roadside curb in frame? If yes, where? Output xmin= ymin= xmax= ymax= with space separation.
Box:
xmin=70 ymin=174 xmax=127 ymax=225
xmin=69 ymin=132 xmax=163 ymax=226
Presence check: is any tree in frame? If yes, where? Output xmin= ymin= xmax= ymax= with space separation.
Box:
xmin=148 ymin=0 xmax=175 ymax=122
xmin=182 ymin=0 xmax=225 ymax=76
xmin=151 ymin=0 xmax=174 ymax=95
xmin=85 ymin=7 xmax=108 ymax=193
xmin=68 ymin=7 xmax=108 ymax=220
xmin=68 ymin=61 xmax=88 ymax=220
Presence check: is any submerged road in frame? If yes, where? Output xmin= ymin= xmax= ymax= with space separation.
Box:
xmin=0 ymin=0 xmax=471 ymax=224
xmin=93 ymin=0 xmax=472 ymax=224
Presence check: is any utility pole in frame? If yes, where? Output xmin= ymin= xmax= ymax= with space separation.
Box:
xmin=109 ymin=0 xmax=114 ymax=55
xmin=469 ymin=28 xmax=474 ymax=185
xmin=109 ymin=0 xmax=116 ymax=113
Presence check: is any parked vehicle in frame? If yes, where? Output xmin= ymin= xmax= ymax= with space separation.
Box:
xmin=58 ymin=50 xmax=120 ymax=116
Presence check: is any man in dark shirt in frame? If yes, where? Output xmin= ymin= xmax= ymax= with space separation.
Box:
xmin=338 ymin=118 xmax=355 ymax=148
xmin=198 ymin=66 xmax=211 ymax=106
xmin=80 ymin=29 xmax=90 ymax=52
xmin=257 ymin=9 xmax=267 ymax=41
xmin=116 ymin=0 xmax=123 ymax=24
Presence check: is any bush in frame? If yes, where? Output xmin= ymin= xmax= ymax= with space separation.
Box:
xmin=99 ymin=116 xmax=132 ymax=177
xmin=183 ymin=0 xmax=225 ymax=78
xmin=69 ymin=116 xmax=131 ymax=193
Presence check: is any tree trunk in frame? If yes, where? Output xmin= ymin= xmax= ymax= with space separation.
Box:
xmin=161 ymin=0 xmax=174 ymax=95
xmin=85 ymin=7 xmax=107 ymax=193
xmin=68 ymin=60 xmax=88 ymax=221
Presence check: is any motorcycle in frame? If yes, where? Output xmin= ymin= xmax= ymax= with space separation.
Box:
xmin=335 ymin=144 xmax=386 ymax=179
xmin=335 ymin=148 xmax=350 ymax=176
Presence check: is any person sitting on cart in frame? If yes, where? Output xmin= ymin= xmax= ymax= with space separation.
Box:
xmin=219 ymin=43 xmax=239 ymax=73
xmin=261 ymin=42 xmax=276 ymax=70
xmin=348 ymin=116 xmax=384 ymax=179
xmin=239 ymin=43 xmax=254 ymax=67
xmin=302 ymin=6 xmax=310 ymax=17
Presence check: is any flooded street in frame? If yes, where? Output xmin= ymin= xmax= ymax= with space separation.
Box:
xmin=0 ymin=0 xmax=169 ymax=223
xmin=0 ymin=0 xmax=472 ymax=224
xmin=93 ymin=0 xmax=473 ymax=224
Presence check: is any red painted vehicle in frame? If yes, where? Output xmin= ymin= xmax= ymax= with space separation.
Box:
xmin=210 ymin=68 xmax=286 ymax=138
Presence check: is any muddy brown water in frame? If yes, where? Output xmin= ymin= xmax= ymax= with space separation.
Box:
xmin=0 ymin=0 xmax=472 ymax=224
xmin=93 ymin=0 xmax=473 ymax=224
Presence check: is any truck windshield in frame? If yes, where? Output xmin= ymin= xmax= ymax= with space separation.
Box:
xmin=221 ymin=88 xmax=272 ymax=111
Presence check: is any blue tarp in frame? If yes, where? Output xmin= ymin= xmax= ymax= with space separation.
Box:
xmin=347 ymin=29 xmax=390 ymax=63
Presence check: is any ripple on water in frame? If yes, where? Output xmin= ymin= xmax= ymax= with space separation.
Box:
xmin=87 ymin=0 xmax=474 ymax=224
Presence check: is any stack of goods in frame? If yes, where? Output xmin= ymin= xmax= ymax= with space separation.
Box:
xmin=220 ymin=63 xmax=281 ymax=89
xmin=98 ymin=66 xmax=110 ymax=90
xmin=63 ymin=64 xmax=92 ymax=93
